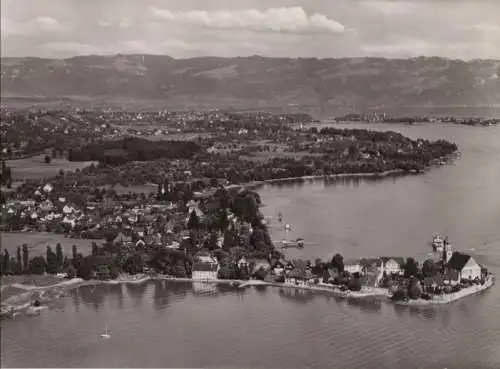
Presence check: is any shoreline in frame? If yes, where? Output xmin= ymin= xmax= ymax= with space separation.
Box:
xmin=394 ymin=275 xmax=495 ymax=306
xmin=227 ymin=169 xmax=419 ymax=191
xmin=3 ymin=274 xmax=494 ymax=318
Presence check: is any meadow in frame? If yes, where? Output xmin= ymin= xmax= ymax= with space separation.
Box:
xmin=1 ymin=232 xmax=94 ymax=258
xmin=6 ymin=155 xmax=97 ymax=180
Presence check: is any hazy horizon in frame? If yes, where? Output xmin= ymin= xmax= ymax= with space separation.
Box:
xmin=1 ymin=0 xmax=500 ymax=60
xmin=2 ymin=54 xmax=500 ymax=62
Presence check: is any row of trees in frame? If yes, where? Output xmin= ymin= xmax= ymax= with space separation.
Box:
xmin=1 ymin=243 xmax=67 ymax=276
xmin=1 ymin=160 xmax=13 ymax=188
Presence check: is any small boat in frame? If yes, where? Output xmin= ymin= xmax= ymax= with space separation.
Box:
xmin=100 ymin=324 xmax=111 ymax=339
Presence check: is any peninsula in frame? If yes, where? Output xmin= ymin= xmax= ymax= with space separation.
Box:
xmin=2 ymin=108 xmax=492 ymax=319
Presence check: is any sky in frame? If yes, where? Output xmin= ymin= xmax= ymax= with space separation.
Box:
xmin=1 ymin=0 xmax=500 ymax=60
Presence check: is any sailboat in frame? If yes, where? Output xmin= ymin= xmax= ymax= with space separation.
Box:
xmin=100 ymin=324 xmax=111 ymax=339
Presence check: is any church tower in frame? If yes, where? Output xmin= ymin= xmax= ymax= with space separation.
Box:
xmin=442 ymin=238 xmax=453 ymax=264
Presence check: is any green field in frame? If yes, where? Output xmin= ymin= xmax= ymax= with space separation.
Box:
xmin=6 ymin=155 xmax=97 ymax=180
xmin=1 ymin=232 xmax=95 ymax=257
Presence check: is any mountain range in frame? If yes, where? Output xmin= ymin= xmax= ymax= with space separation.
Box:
xmin=1 ymin=55 xmax=500 ymax=114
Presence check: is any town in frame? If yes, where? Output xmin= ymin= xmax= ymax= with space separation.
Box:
xmin=0 ymin=107 xmax=492 ymax=318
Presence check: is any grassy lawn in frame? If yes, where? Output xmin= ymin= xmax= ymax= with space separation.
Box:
xmin=1 ymin=232 xmax=95 ymax=258
xmin=6 ymin=155 xmax=97 ymax=180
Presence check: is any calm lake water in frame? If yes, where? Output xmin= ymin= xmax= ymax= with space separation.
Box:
xmin=2 ymin=123 xmax=500 ymax=369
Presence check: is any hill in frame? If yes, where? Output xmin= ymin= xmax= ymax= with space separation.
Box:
xmin=1 ymin=55 xmax=500 ymax=114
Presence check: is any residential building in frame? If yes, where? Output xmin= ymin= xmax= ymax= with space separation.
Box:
xmin=192 ymin=252 xmax=219 ymax=280
xmin=378 ymin=257 xmax=405 ymax=275
xmin=446 ymin=252 xmax=482 ymax=284
xmin=344 ymin=258 xmax=363 ymax=275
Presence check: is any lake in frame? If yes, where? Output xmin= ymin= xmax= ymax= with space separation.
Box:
xmin=2 ymin=123 xmax=500 ymax=369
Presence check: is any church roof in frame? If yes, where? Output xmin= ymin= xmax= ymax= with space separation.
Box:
xmin=446 ymin=252 xmax=472 ymax=271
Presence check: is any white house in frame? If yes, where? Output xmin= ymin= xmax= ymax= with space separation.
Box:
xmin=446 ymin=252 xmax=482 ymax=283
xmin=63 ymin=205 xmax=74 ymax=214
xmin=43 ymin=183 xmax=53 ymax=193
xmin=237 ymin=257 xmax=249 ymax=269
xmin=378 ymin=257 xmax=405 ymax=276
xmin=192 ymin=253 xmax=219 ymax=280
xmin=344 ymin=259 xmax=363 ymax=275
xmin=375 ymin=257 xmax=405 ymax=287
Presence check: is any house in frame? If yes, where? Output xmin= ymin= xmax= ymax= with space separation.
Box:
xmin=43 ymin=183 xmax=53 ymax=193
xmin=192 ymin=253 xmax=219 ymax=280
xmin=446 ymin=252 xmax=482 ymax=283
xmin=344 ymin=258 xmax=363 ymax=275
xmin=285 ymin=267 xmax=314 ymax=285
xmin=272 ymin=259 xmax=286 ymax=276
xmin=252 ymin=259 xmax=272 ymax=274
xmin=113 ymin=231 xmax=132 ymax=245
xmin=237 ymin=257 xmax=249 ymax=270
xmin=378 ymin=257 xmax=405 ymax=276
xmin=39 ymin=200 xmax=54 ymax=212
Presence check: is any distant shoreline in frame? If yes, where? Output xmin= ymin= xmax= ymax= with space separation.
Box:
xmin=227 ymin=169 xmax=418 ymax=191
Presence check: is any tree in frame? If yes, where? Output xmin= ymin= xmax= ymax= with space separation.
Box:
xmin=44 ymin=155 xmax=52 ymax=164
xmin=172 ymin=263 xmax=187 ymax=278
xmin=216 ymin=209 xmax=229 ymax=232
xmin=331 ymin=253 xmax=344 ymax=273
xmin=10 ymin=257 xmax=22 ymax=274
xmin=223 ymin=230 xmax=237 ymax=251
xmin=348 ymin=278 xmax=362 ymax=291
xmin=56 ymin=243 xmax=64 ymax=267
xmin=91 ymin=242 xmax=99 ymax=256
xmin=3 ymin=249 xmax=10 ymax=274
xmin=250 ymin=227 xmax=272 ymax=251
xmin=187 ymin=210 xmax=201 ymax=230
xmin=203 ymin=232 xmax=219 ymax=251
xmin=391 ymin=285 xmax=408 ymax=301
xmin=408 ymin=278 xmax=423 ymax=300
xmin=218 ymin=261 xmax=237 ymax=280
xmin=422 ymin=259 xmax=437 ymax=278
xmin=16 ymin=246 xmax=22 ymax=265
xmin=29 ymin=256 xmax=46 ymax=274
xmin=404 ymin=257 xmax=419 ymax=278
xmin=46 ymin=246 xmax=59 ymax=273
xmin=253 ymin=267 xmax=267 ymax=281
xmin=76 ymin=257 xmax=93 ymax=280
xmin=22 ymin=244 xmax=29 ymax=271
xmin=123 ymin=254 xmax=144 ymax=275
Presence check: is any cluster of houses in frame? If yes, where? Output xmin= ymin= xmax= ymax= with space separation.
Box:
xmin=213 ymin=242 xmax=485 ymax=289
xmin=342 ymin=244 xmax=483 ymax=287
xmin=2 ymin=181 xmax=192 ymax=248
